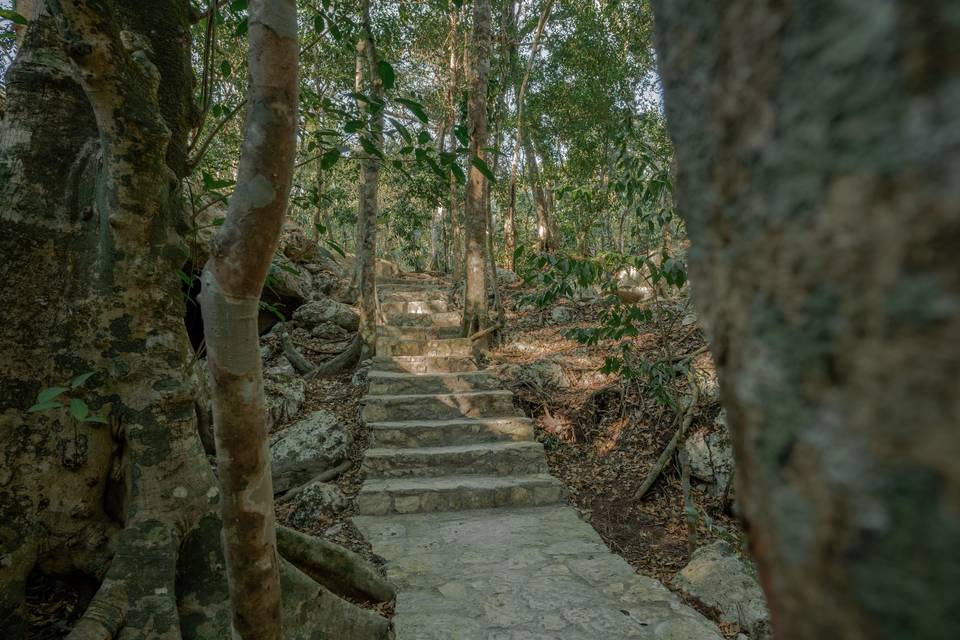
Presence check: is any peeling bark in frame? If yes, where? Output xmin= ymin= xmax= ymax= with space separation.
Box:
xmin=652 ymin=2 xmax=960 ymax=638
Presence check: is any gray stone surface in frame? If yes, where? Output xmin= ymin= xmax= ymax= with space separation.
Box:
xmin=671 ymin=542 xmax=770 ymax=639
xmin=263 ymin=370 xmax=306 ymax=432
xmin=352 ymin=278 xmax=725 ymax=638
xmin=270 ymin=410 xmax=350 ymax=492
xmin=288 ymin=480 xmax=348 ymax=529
xmin=355 ymin=507 xmax=724 ymax=640
xmin=292 ymin=297 xmax=359 ymax=331
xmin=550 ymin=305 xmax=575 ymax=323
xmin=681 ymin=412 xmax=735 ymax=497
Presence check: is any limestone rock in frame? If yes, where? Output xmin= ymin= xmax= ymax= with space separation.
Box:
xmin=505 ymin=357 xmax=571 ymax=390
xmin=681 ymin=411 xmax=735 ymax=496
xmin=293 ymin=298 xmax=359 ymax=331
xmin=550 ymin=305 xmax=575 ymax=323
xmin=267 ymin=255 xmax=312 ymax=307
xmin=496 ymin=267 xmax=520 ymax=284
xmin=671 ymin=542 xmax=771 ymax=639
xmin=287 ymin=480 xmax=348 ymax=529
xmin=352 ymin=359 xmax=373 ymax=387
xmin=264 ymin=371 xmax=306 ymax=433
xmin=270 ymin=410 xmax=351 ymax=493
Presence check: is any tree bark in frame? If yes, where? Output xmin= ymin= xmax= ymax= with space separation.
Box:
xmin=199 ymin=1 xmax=298 ymax=638
xmin=505 ymin=0 xmax=554 ymax=265
xmin=0 ymin=4 xmax=390 ymax=639
xmin=522 ymin=132 xmax=556 ymax=253
xmin=651 ymin=2 xmax=960 ymax=638
xmin=462 ymin=0 xmax=492 ymax=336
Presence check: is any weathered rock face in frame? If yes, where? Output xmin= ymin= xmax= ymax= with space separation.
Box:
xmin=287 ymin=480 xmax=348 ymax=529
xmin=550 ymin=305 xmax=575 ymax=323
xmin=501 ymin=357 xmax=571 ymax=391
xmin=671 ymin=542 xmax=771 ymax=640
xmin=270 ymin=410 xmax=351 ymax=493
xmin=264 ymin=371 xmax=307 ymax=433
xmin=293 ymin=298 xmax=359 ymax=332
xmin=681 ymin=409 xmax=735 ymax=496
xmin=496 ymin=267 xmax=520 ymax=284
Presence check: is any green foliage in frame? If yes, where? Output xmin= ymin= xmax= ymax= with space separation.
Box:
xmin=28 ymin=371 xmax=108 ymax=424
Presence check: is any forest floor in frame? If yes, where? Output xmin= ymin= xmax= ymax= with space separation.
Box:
xmin=487 ymin=281 xmax=742 ymax=588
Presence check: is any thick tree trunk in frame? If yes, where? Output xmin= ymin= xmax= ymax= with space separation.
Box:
xmin=652 ymin=2 xmax=960 ymax=639
xmin=462 ymin=0 xmax=492 ymax=336
xmin=0 ymin=4 xmax=390 ymax=639
xmin=199 ymin=1 xmax=298 ymax=637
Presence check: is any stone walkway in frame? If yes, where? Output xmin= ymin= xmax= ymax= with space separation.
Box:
xmin=353 ymin=278 xmax=723 ymax=639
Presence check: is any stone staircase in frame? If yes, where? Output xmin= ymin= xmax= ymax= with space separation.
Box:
xmin=353 ymin=277 xmax=725 ymax=639
xmin=356 ymin=278 xmax=566 ymax=516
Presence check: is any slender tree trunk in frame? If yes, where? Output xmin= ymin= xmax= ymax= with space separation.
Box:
xmin=199 ymin=2 xmax=298 ymax=638
xmin=355 ymin=0 xmax=384 ymax=357
xmin=652 ymin=2 xmax=960 ymax=639
xmin=523 ymin=133 xmax=555 ymax=252
xmin=505 ymin=0 xmax=554 ymax=265
xmin=462 ymin=0 xmax=492 ymax=336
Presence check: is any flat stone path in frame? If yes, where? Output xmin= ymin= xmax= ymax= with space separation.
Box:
xmin=353 ymin=278 xmax=723 ymax=639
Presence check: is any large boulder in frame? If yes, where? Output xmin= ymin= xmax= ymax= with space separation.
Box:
xmin=293 ymin=298 xmax=359 ymax=332
xmin=269 ymin=410 xmax=351 ymax=493
xmin=671 ymin=542 xmax=771 ymax=640
xmin=681 ymin=409 xmax=735 ymax=496
xmin=287 ymin=480 xmax=348 ymax=529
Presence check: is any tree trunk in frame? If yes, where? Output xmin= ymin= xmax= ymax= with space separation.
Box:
xmin=523 ymin=133 xmax=555 ymax=253
xmin=199 ymin=1 xmax=298 ymax=637
xmin=504 ymin=0 xmax=554 ymax=266
xmin=651 ymin=2 xmax=960 ymax=639
xmin=462 ymin=0 xmax=492 ymax=336
xmin=0 ymin=4 xmax=389 ymax=638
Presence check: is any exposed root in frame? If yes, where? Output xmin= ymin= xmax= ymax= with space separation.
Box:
xmin=275 ymin=461 xmax=352 ymax=505
xmin=312 ymin=334 xmax=362 ymax=377
xmin=276 ymin=526 xmax=396 ymax=604
xmin=67 ymin=521 xmax=181 ymax=640
xmin=282 ymin=331 xmax=318 ymax=375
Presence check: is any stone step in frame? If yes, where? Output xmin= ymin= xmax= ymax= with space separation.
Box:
xmin=368 ymin=370 xmax=501 ymax=396
xmin=372 ymin=355 xmax=477 ymax=374
xmin=356 ymin=474 xmax=566 ymax=515
xmin=377 ymin=325 xmax=463 ymax=341
xmin=381 ymin=299 xmax=449 ymax=315
xmin=364 ymin=441 xmax=549 ymax=479
xmin=379 ymin=289 xmax=448 ymax=303
xmin=368 ymin=417 xmax=535 ymax=448
xmin=362 ymin=390 xmax=519 ymax=423
xmin=378 ymin=337 xmax=472 ymax=358
xmin=384 ymin=311 xmax=461 ymax=328
xmin=377 ymin=276 xmax=443 ymax=286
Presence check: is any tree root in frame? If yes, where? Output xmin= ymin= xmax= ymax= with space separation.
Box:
xmin=275 ymin=461 xmax=352 ymax=505
xmin=282 ymin=332 xmax=318 ymax=375
xmin=276 ymin=526 xmax=396 ymax=604
xmin=311 ymin=334 xmax=362 ymax=377
xmin=637 ymin=380 xmax=701 ymax=500
xmin=67 ymin=521 xmax=181 ymax=640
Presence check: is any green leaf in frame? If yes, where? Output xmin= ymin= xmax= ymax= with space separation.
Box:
xmin=71 ymin=371 xmax=97 ymax=389
xmin=378 ymin=61 xmax=396 ymax=91
xmin=37 ymin=387 xmax=69 ymax=405
xmin=230 ymin=0 xmax=248 ymax=10
xmin=449 ymin=162 xmax=466 ymax=184
xmin=0 ymin=9 xmax=28 ymax=25
xmin=28 ymin=401 xmax=63 ymax=413
xmin=359 ymin=136 xmax=383 ymax=159
xmin=395 ymin=98 xmax=428 ymax=124
xmin=454 ymin=124 xmax=469 ymax=147
xmin=417 ymin=130 xmax=431 ymax=145
xmin=69 ymin=398 xmax=89 ymax=421
xmin=320 ymin=148 xmax=341 ymax=170
xmin=220 ymin=60 xmax=232 ymax=77
xmin=389 ymin=118 xmax=412 ymax=144
xmin=471 ymin=156 xmax=496 ymax=182
xmin=324 ymin=239 xmax=346 ymax=258
xmin=84 ymin=415 xmax=109 ymax=424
